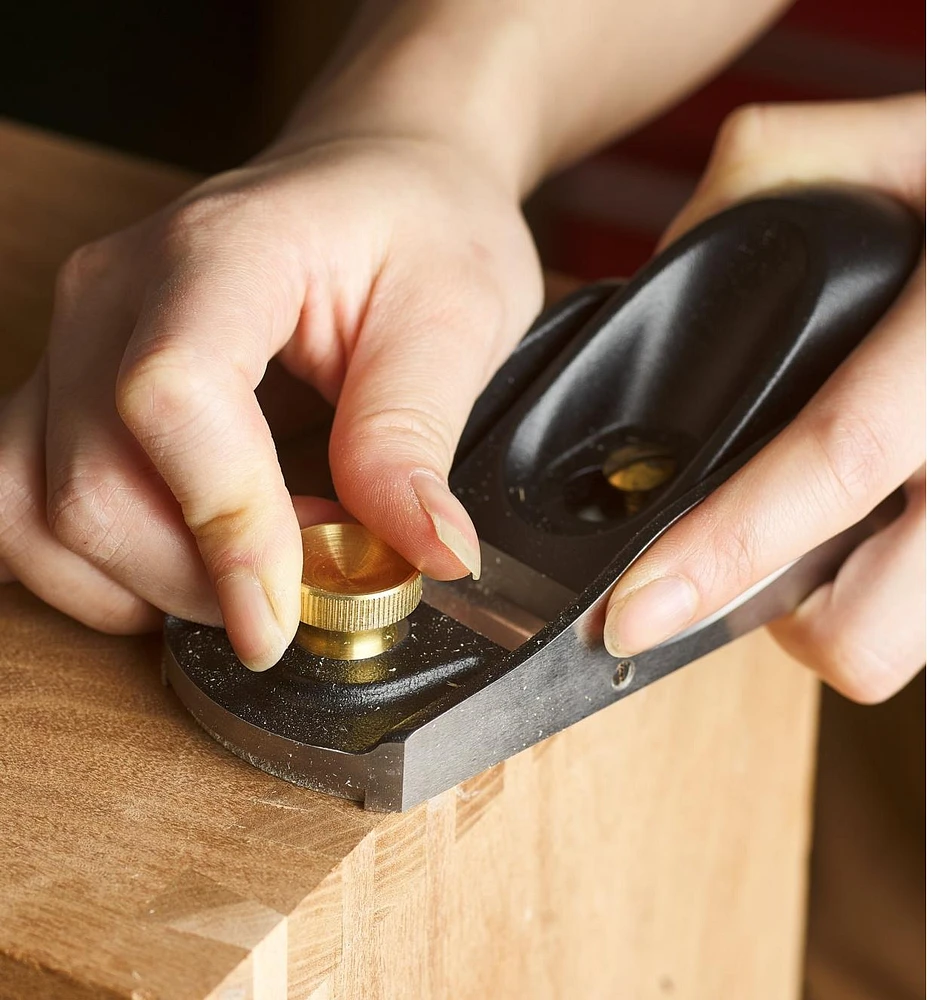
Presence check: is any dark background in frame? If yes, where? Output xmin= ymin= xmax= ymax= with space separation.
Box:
xmin=2 ymin=2 xmax=358 ymax=172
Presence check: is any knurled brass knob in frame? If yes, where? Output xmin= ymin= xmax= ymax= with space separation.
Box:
xmin=298 ymin=523 xmax=422 ymax=660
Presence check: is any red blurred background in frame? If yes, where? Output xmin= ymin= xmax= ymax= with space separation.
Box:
xmin=542 ymin=0 xmax=924 ymax=278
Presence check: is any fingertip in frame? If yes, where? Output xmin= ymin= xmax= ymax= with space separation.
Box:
xmin=241 ymin=656 xmax=281 ymax=674
xmin=409 ymin=470 xmax=481 ymax=580
xmin=216 ymin=571 xmax=297 ymax=672
xmin=334 ymin=460 xmax=481 ymax=581
xmin=291 ymin=496 xmax=351 ymax=529
xmin=603 ymin=575 xmax=699 ymax=657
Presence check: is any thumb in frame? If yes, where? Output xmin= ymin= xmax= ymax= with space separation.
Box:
xmin=328 ymin=274 xmax=524 ymax=581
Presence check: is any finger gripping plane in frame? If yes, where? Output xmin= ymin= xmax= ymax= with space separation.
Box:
xmin=164 ymin=186 xmax=922 ymax=811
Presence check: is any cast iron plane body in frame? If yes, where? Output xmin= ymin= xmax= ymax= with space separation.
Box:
xmin=165 ymin=187 xmax=922 ymax=811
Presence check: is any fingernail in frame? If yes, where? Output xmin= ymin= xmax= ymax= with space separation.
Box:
xmin=216 ymin=572 xmax=290 ymax=671
xmin=410 ymin=470 xmax=481 ymax=580
xmin=604 ymin=576 xmax=698 ymax=657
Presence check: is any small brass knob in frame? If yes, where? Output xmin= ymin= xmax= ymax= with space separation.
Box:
xmin=298 ymin=523 xmax=422 ymax=660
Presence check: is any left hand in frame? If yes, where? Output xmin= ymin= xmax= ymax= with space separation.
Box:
xmin=603 ymin=94 xmax=925 ymax=703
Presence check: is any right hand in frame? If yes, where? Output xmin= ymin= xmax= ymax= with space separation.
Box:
xmin=604 ymin=94 xmax=925 ymax=703
xmin=0 ymin=132 xmax=542 ymax=669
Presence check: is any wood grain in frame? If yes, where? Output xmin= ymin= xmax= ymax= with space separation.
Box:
xmin=0 ymin=120 xmax=191 ymax=393
xmin=0 ymin=120 xmax=820 ymax=1000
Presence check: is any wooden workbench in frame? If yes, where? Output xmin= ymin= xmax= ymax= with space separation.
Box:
xmin=0 ymin=120 xmax=820 ymax=1000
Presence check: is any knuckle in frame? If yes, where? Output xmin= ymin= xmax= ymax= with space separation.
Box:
xmin=718 ymin=104 xmax=770 ymax=149
xmin=807 ymin=408 xmax=890 ymax=517
xmin=54 ymin=239 xmax=115 ymax=304
xmin=715 ymin=104 xmax=778 ymax=162
xmin=186 ymin=504 xmax=252 ymax=544
xmin=347 ymin=405 xmax=457 ymax=473
xmin=46 ymin=470 xmax=134 ymax=570
xmin=187 ymin=501 xmax=298 ymax=581
xmin=116 ymin=353 xmax=213 ymax=447
xmin=819 ymin=626 xmax=907 ymax=704
xmin=187 ymin=506 xmax=257 ymax=572
xmin=160 ymin=199 xmax=221 ymax=250
xmin=696 ymin=516 xmax=761 ymax=596
xmin=158 ymin=190 xmax=253 ymax=257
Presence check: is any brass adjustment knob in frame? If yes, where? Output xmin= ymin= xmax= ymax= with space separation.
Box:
xmin=298 ymin=523 xmax=422 ymax=660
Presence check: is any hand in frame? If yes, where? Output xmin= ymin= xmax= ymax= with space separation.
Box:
xmin=0 ymin=132 xmax=542 ymax=669
xmin=604 ymin=94 xmax=925 ymax=703
xmin=0 ymin=0 xmax=802 ymax=672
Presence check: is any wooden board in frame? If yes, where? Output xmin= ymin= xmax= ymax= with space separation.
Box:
xmin=0 ymin=120 xmax=821 ymax=1000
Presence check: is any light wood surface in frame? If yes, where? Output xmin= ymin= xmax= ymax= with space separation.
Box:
xmin=0 ymin=120 xmax=820 ymax=1000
